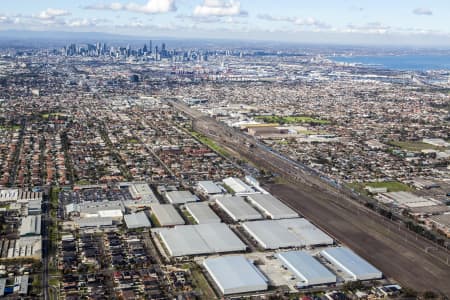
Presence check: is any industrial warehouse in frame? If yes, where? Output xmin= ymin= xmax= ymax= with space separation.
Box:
xmin=184 ymin=202 xmax=221 ymax=224
xmin=203 ymin=256 xmax=268 ymax=295
xmin=4 ymin=178 xmax=388 ymax=298
xmin=154 ymin=223 xmax=247 ymax=256
xmin=215 ymin=195 xmax=262 ymax=222
xmin=164 ymin=190 xmax=199 ymax=204
xmin=246 ymin=193 xmax=299 ymax=219
xmin=320 ymin=247 xmax=383 ymax=281
xmin=277 ymin=251 xmax=336 ymax=287
xmin=150 ymin=203 xmax=185 ymax=227
xmin=242 ymin=218 xmax=334 ymax=249
xmin=123 ymin=211 xmax=152 ymax=229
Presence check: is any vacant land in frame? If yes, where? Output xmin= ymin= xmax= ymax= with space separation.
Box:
xmin=0 ymin=125 xmax=21 ymax=130
xmin=255 ymin=115 xmax=331 ymax=125
xmin=190 ymin=130 xmax=230 ymax=157
xmin=390 ymin=141 xmax=446 ymax=151
xmin=349 ymin=181 xmax=413 ymax=195
xmin=41 ymin=112 xmax=66 ymax=119
xmin=188 ymin=264 xmax=217 ymax=300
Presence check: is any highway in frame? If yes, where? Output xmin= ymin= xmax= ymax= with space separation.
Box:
xmin=42 ymin=190 xmax=50 ymax=300
xmin=168 ymin=99 xmax=450 ymax=295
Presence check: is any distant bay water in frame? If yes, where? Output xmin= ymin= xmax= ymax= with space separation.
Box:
xmin=330 ymin=54 xmax=450 ymax=71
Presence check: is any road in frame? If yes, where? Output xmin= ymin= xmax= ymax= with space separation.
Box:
xmin=42 ymin=190 xmax=50 ymax=300
xmin=168 ymin=99 xmax=450 ymax=295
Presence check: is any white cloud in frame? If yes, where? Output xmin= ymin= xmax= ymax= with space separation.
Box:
xmin=0 ymin=15 xmax=13 ymax=24
xmin=85 ymin=0 xmax=176 ymax=14
xmin=193 ymin=0 xmax=247 ymax=17
xmin=258 ymin=14 xmax=294 ymax=22
xmin=66 ymin=18 xmax=106 ymax=27
xmin=38 ymin=8 xmax=71 ymax=20
xmin=413 ymin=8 xmax=433 ymax=16
xmin=346 ymin=22 xmax=391 ymax=34
xmin=294 ymin=17 xmax=329 ymax=28
xmin=66 ymin=19 xmax=90 ymax=27
xmin=257 ymin=14 xmax=329 ymax=29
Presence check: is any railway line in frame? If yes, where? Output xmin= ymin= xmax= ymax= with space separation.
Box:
xmin=167 ymin=99 xmax=450 ymax=295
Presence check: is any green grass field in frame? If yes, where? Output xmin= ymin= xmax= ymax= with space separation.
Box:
xmin=390 ymin=141 xmax=446 ymax=151
xmin=255 ymin=115 xmax=330 ymax=125
xmin=190 ymin=264 xmax=217 ymax=300
xmin=190 ymin=131 xmax=230 ymax=157
xmin=0 ymin=125 xmax=21 ymax=131
xmin=75 ymin=179 xmax=91 ymax=186
xmin=349 ymin=181 xmax=412 ymax=195
xmin=127 ymin=138 xmax=139 ymax=144
xmin=41 ymin=113 xmax=65 ymax=119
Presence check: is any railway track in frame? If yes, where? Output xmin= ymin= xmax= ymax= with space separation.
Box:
xmin=168 ymin=99 xmax=450 ymax=295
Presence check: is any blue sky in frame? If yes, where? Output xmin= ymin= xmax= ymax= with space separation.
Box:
xmin=1 ymin=0 xmax=449 ymax=46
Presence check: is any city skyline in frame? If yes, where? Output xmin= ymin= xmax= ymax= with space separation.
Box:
xmin=1 ymin=0 xmax=450 ymax=46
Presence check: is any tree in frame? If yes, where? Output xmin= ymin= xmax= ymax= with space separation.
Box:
xmin=423 ymin=291 xmax=437 ymax=299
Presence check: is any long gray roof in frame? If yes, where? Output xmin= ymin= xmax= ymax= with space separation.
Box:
xmin=203 ymin=256 xmax=268 ymax=295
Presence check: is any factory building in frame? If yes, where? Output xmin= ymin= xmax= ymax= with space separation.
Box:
xmin=124 ymin=211 xmax=152 ymax=229
xmin=215 ymin=196 xmax=262 ymax=221
xmin=320 ymin=247 xmax=382 ymax=281
xmin=0 ymin=189 xmax=19 ymax=203
xmin=128 ymin=182 xmax=159 ymax=203
xmin=154 ymin=223 xmax=246 ymax=256
xmin=246 ymin=194 xmax=298 ymax=219
xmin=150 ymin=204 xmax=185 ymax=227
xmin=75 ymin=217 xmax=114 ymax=228
xmin=0 ymin=236 xmax=42 ymax=260
xmin=242 ymin=218 xmax=333 ymax=249
xmin=165 ymin=190 xmax=199 ymax=204
xmin=197 ymin=181 xmax=224 ymax=195
xmin=19 ymin=215 xmax=41 ymax=236
xmin=222 ymin=177 xmax=257 ymax=195
xmin=185 ymin=202 xmax=221 ymax=224
xmin=203 ymin=256 xmax=268 ymax=295
xmin=277 ymin=251 xmax=336 ymax=287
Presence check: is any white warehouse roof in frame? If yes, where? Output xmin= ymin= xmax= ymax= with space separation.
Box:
xmin=320 ymin=247 xmax=382 ymax=281
xmin=222 ymin=177 xmax=256 ymax=194
xmin=150 ymin=204 xmax=185 ymax=226
xmin=0 ymin=189 xmax=19 ymax=202
xmin=216 ymin=196 xmax=262 ymax=221
xmin=124 ymin=211 xmax=152 ymax=229
xmin=242 ymin=218 xmax=333 ymax=249
xmin=185 ymin=202 xmax=221 ymax=224
xmin=277 ymin=251 xmax=336 ymax=287
xmin=246 ymin=194 xmax=298 ymax=219
xmin=203 ymin=256 xmax=268 ymax=295
xmin=129 ymin=183 xmax=159 ymax=203
xmin=76 ymin=217 xmax=113 ymax=228
xmin=165 ymin=191 xmax=199 ymax=204
xmin=277 ymin=218 xmax=334 ymax=246
xmin=130 ymin=183 xmax=153 ymax=196
xmin=154 ymin=223 xmax=246 ymax=256
xmin=98 ymin=209 xmax=123 ymax=219
xmin=198 ymin=181 xmax=223 ymax=195
xmin=19 ymin=215 xmax=41 ymax=236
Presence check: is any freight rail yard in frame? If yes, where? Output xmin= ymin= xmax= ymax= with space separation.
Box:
xmin=169 ymin=99 xmax=450 ymax=295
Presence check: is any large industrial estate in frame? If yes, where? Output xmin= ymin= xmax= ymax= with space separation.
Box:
xmin=59 ymin=177 xmax=386 ymax=298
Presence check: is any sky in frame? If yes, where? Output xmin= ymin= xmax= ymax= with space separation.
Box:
xmin=1 ymin=0 xmax=450 ymax=46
